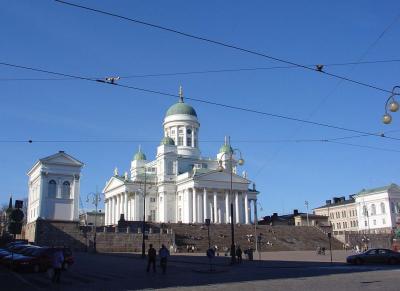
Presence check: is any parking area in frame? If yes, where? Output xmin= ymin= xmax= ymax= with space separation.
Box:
xmin=2 ymin=250 xmax=400 ymax=290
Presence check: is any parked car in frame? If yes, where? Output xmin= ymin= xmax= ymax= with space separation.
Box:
xmin=347 ymin=248 xmax=400 ymax=265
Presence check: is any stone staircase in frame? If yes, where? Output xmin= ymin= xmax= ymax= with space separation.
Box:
xmin=163 ymin=223 xmax=343 ymax=253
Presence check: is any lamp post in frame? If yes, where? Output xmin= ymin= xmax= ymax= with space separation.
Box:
xmin=305 ymin=200 xmax=310 ymax=227
xmin=138 ymin=167 xmax=148 ymax=258
xmin=382 ymin=86 xmax=400 ymax=124
xmin=254 ymin=201 xmax=263 ymax=260
xmin=217 ymin=142 xmax=244 ymax=265
xmin=86 ymin=189 xmax=101 ymax=253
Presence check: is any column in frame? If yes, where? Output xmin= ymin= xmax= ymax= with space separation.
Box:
xmin=111 ymin=196 xmax=115 ymax=224
xmin=213 ymin=191 xmax=218 ymax=223
xmin=203 ymin=188 xmax=208 ymax=220
xmin=254 ymin=199 xmax=258 ymax=223
xmin=197 ymin=193 xmax=202 ymax=222
xmin=244 ymin=193 xmax=249 ymax=224
xmin=192 ymin=188 xmax=197 ymax=223
xmin=106 ymin=199 xmax=110 ymax=225
xmin=191 ymin=126 xmax=195 ymax=148
xmin=235 ymin=192 xmax=240 ymax=223
xmin=225 ymin=191 xmax=229 ymax=223
xmin=124 ymin=192 xmax=128 ymax=219
xmin=117 ymin=195 xmax=121 ymax=222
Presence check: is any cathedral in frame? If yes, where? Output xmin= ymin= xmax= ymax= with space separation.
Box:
xmin=103 ymin=87 xmax=259 ymax=225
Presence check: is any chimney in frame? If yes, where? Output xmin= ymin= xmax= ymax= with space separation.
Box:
xmin=273 ymin=213 xmax=278 ymax=217
xmin=326 ymin=199 xmax=331 ymax=205
xmin=340 ymin=196 xmax=345 ymax=202
xmin=333 ymin=197 xmax=340 ymax=204
xmin=59 ymin=150 xmax=65 ymax=153
xmin=293 ymin=209 xmax=299 ymax=215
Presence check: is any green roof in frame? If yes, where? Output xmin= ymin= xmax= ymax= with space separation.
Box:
xmin=160 ymin=136 xmax=175 ymax=146
xmin=356 ymin=183 xmax=399 ymax=196
xmin=134 ymin=150 xmax=147 ymax=161
xmin=165 ymin=102 xmax=197 ymax=117
xmin=219 ymin=144 xmax=233 ymax=154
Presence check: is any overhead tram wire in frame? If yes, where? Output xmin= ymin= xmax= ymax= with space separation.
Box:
xmin=1 ymin=137 xmax=400 ymax=154
xmin=55 ymin=0 xmax=395 ymax=96
xmin=1 ymin=61 xmax=400 ymax=142
xmin=2 ymin=59 xmax=400 ymax=81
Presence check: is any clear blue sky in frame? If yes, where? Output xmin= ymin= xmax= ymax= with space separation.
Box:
xmin=1 ymin=0 xmax=400 ymax=218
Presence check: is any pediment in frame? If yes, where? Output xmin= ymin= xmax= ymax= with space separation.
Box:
xmin=40 ymin=152 xmax=84 ymax=167
xmin=194 ymin=170 xmax=250 ymax=184
xmin=103 ymin=176 xmax=126 ymax=193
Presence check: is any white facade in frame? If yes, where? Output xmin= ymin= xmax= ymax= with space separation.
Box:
xmin=103 ymin=89 xmax=259 ymax=225
xmin=314 ymin=183 xmax=400 ymax=234
xmin=27 ymin=151 xmax=84 ymax=223
xmin=354 ymin=184 xmax=400 ymax=233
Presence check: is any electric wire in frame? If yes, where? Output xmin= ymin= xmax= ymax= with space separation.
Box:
xmin=54 ymin=0 xmax=396 ymax=95
xmin=1 ymin=59 xmax=400 ymax=81
xmin=1 ymin=61 xmax=400 ymax=142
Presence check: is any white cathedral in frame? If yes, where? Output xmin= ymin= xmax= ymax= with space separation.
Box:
xmin=103 ymin=88 xmax=259 ymax=225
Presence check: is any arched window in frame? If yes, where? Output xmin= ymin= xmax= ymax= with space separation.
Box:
xmin=363 ymin=205 xmax=368 ymax=216
xmin=62 ymin=181 xmax=70 ymax=198
xmin=371 ymin=204 xmax=376 ymax=216
xmin=380 ymin=202 xmax=386 ymax=214
xmin=48 ymin=180 xmax=57 ymax=198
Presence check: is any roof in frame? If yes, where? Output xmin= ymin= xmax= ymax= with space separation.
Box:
xmin=165 ymin=101 xmax=197 ymax=117
xmin=134 ymin=149 xmax=147 ymax=161
xmin=295 ymin=214 xmax=328 ymax=219
xmin=314 ymin=198 xmax=355 ymax=210
xmin=160 ymin=136 xmax=175 ymax=146
xmin=355 ymin=183 xmax=400 ymax=197
xmin=219 ymin=144 xmax=233 ymax=154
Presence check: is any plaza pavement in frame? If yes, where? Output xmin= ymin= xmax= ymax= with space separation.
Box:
xmin=2 ymin=250 xmax=400 ymax=290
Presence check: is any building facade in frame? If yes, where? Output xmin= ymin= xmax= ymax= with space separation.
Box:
xmin=314 ymin=196 xmax=359 ymax=234
xmin=314 ymin=183 xmax=400 ymax=234
xmin=103 ymin=88 xmax=259 ymax=225
xmin=26 ymin=151 xmax=84 ymax=223
xmin=79 ymin=211 xmax=105 ymax=226
xmin=354 ymin=184 xmax=400 ymax=234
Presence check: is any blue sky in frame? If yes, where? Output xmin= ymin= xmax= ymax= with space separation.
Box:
xmin=1 ymin=0 xmax=400 ymax=218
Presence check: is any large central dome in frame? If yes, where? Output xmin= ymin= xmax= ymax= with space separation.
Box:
xmin=165 ymin=86 xmax=197 ymax=117
xmin=165 ymin=102 xmax=197 ymax=117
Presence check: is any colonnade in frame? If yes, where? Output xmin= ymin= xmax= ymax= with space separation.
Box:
xmin=104 ymin=191 xmax=141 ymax=225
xmin=178 ymin=188 xmax=257 ymax=224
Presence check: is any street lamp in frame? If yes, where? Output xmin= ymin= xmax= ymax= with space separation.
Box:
xmin=86 ymin=190 xmax=101 ymax=253
xmin=305 ymin=201 xmax=310 ymax=227
xmin=254 ymin=201 xmax=263 ymax=260
xmin=382 ymin=86 xmax=400 ymax=124
xmin=217 ymin=143 xmax=244 ymax=265
xmin=137 ymin=167 xmax=148 ymax=258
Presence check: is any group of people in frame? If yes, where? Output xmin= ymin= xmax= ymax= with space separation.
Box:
xmin=186 ymin=244 xmax=197 ymax=252
xmin=146 ymin=244 xmax=170 ymax=274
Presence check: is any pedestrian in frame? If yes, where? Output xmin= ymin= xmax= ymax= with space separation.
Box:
xmin=236 ymin=246 xmax=243 ymax=263
xmin=146 ymin=244 xmax=157 ymax=273
xmin=159 ymin=244 xmax=170 ymax=274
xmin=51 ymin=248 xmax=64 ymax=283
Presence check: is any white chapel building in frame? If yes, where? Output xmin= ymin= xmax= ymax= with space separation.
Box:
xmin=27 ymin=151 xmax=84 ymax=223
xmin=103 ymin=88 xmax=259 ymax=225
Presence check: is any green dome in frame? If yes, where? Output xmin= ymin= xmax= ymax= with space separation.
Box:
xmin=219 ymin=144 xmax=233 ymax=154
xmin=134 ymin=150 xmax=146 ymax=161
xmin=160 ymin=136 xmax=175 ymax=146
xmin=165 ymin=102 xmax=197 ymax=117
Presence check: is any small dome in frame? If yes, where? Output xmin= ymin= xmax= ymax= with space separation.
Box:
xmin=165 ymin=102 xmax=197 ymax=117
xmin=219 ymin=144 xmax=233 ymax=154
xmin=160 ymin=136 xmax=175 ymax=146
xmin=134 ymin=149 xmax=146 ymax=161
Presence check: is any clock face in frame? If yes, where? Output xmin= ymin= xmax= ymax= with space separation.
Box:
xmin=186 ymin=129 xmax=192 ymax=134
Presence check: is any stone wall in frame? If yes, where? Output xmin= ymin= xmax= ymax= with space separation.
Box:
xmin=26 ymin=219 xmax=175 ymax=252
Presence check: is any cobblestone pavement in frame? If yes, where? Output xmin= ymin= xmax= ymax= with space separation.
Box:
xmin=2 ymin=251 xmax=400 ymax=290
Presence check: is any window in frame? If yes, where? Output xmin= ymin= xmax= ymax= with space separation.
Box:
xmin=62 ymin=181 xmax=70 ymax=198
xmin=178 ymin=208 xmax=182 ymax=221
xmin=364 ymin=220 xmax=368 ymax=227
xmin=178 ymin=196 xmax=181 ymax=201
xmin=380 ymin=202 xmax=386 ymax=214
xmin=382 ymin=218 xmax=386 ymax=225
xmin=373 ymin=219 xmax=376 ymax=226
xmin=48 ymin=180 xmax=57 ymax=198
xmin=186 ymin=128 xmax=192 ymax=146
xmin=371 ymin=204 xmax=376 ymax=216
xmin=363 ymin=206 xmax=368 ymax=216
xmin=150 ymin=210 xmax=156 ymax=221
xmin=391 ymin=202 xmax=395 ymax=213
xmin=150 ymin=197 xmax=156 ymax=203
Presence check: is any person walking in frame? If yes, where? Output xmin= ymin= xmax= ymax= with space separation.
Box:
xmin=51 ymin=248 xmax=64 ymax=283
xmin=236 ymin=246 xmax=243 ymax=263
xmin=159 ymin=244 xmax=170 ymax=274
xmin=146 ymin=244 xmax=157 ymax=273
